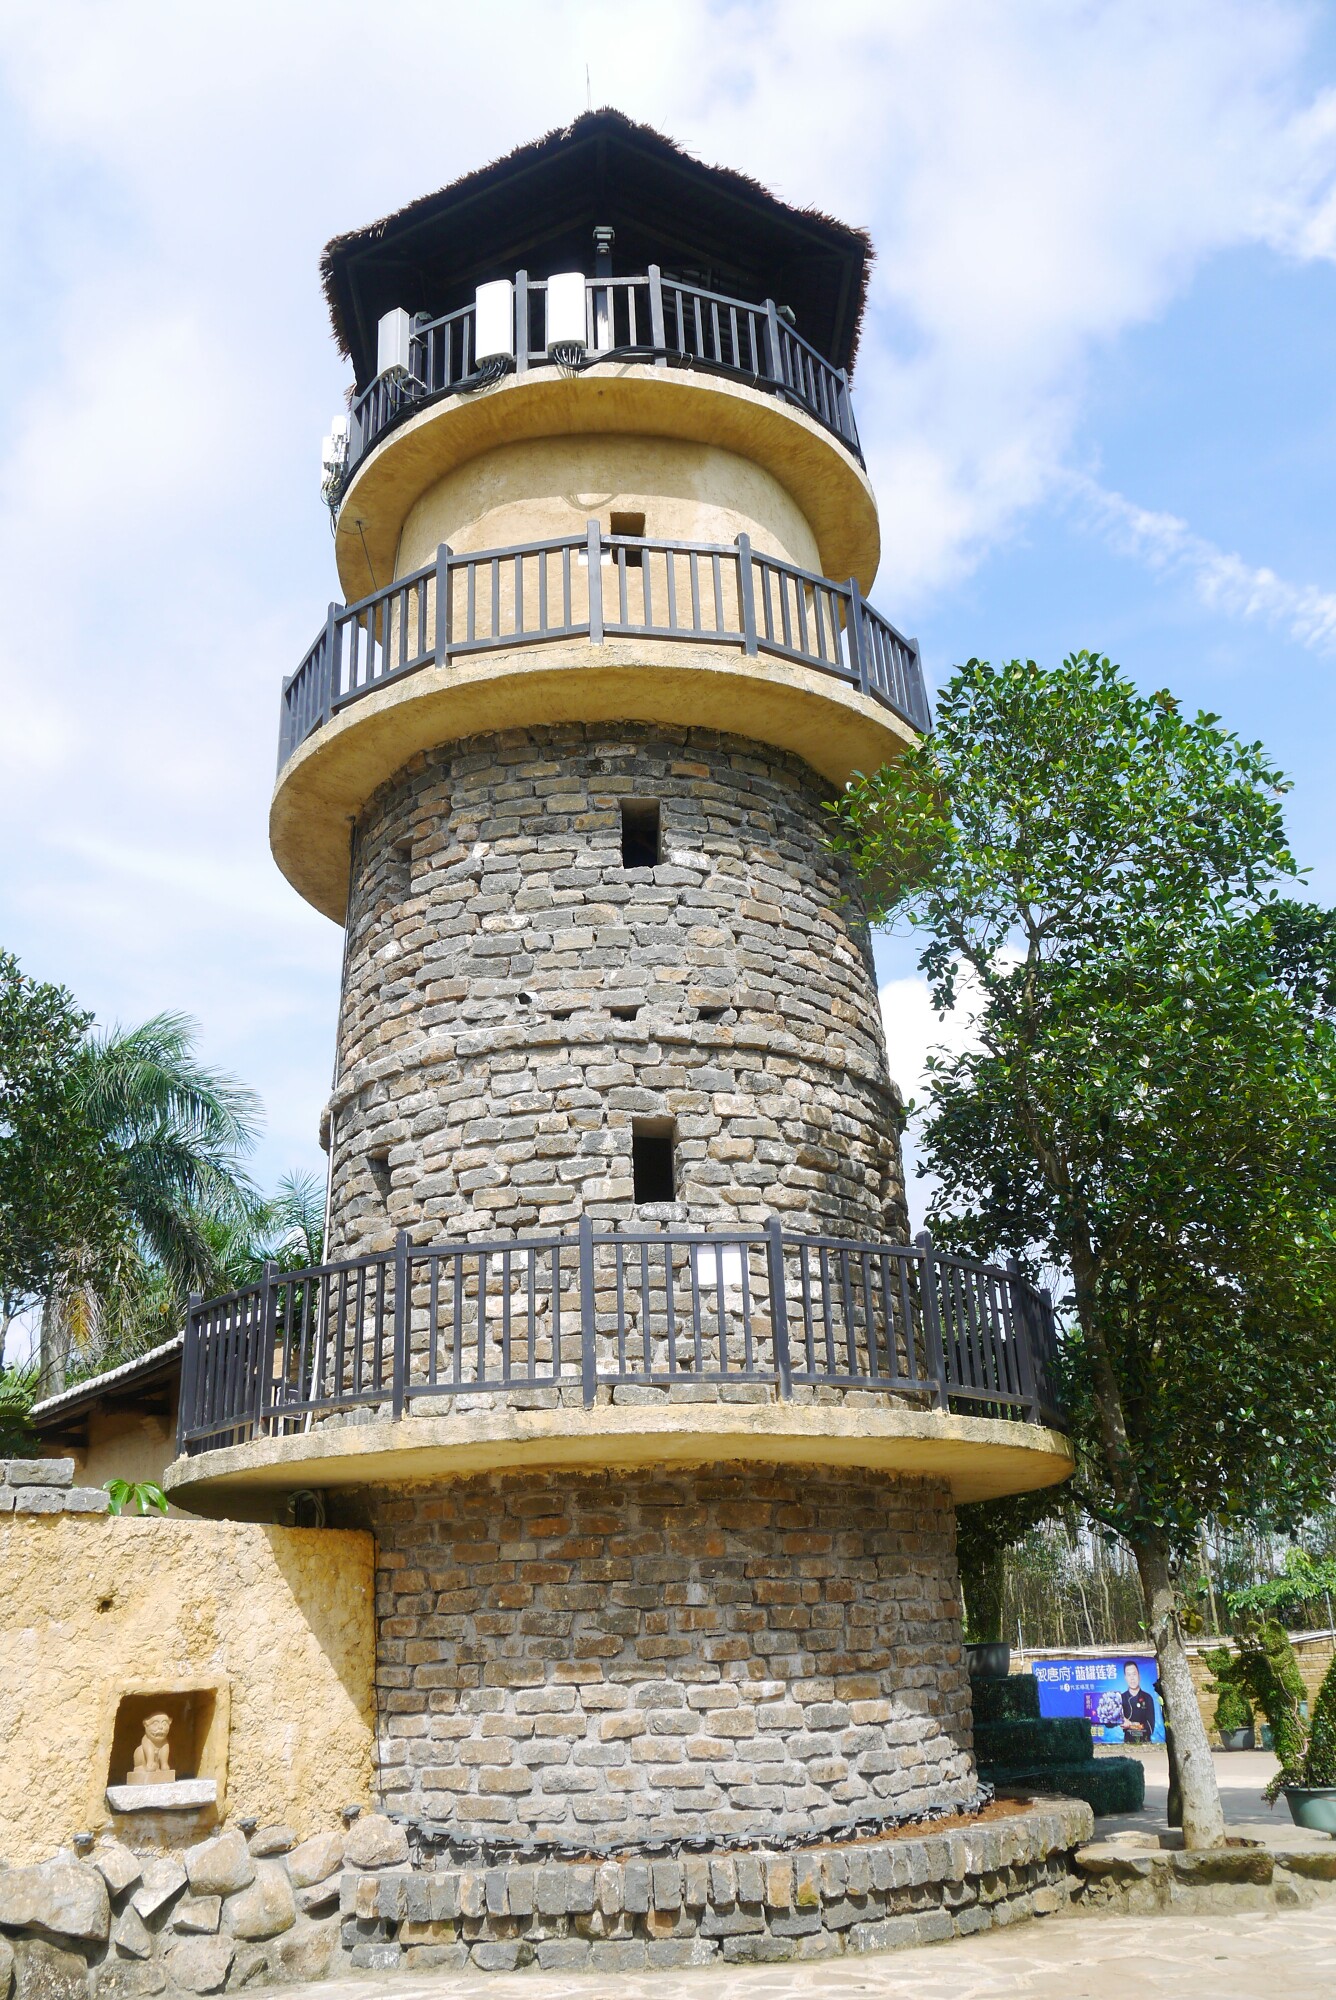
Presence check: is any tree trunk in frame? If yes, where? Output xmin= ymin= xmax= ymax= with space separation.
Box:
xmin=1134 ymin=1530 xmax=1224 ymax=1848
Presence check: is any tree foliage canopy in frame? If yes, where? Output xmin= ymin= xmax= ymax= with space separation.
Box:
xmin=828 ymin=653 xmax=1336 ymax=1556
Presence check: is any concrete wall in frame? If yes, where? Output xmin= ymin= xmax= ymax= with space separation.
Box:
xmin=356 ymin=1462 xmax=974 ymax=1843
xmin=0 ymin=1513 xmax=375 ymax=1862
xmin=327 ymin=720 xmax=901 ymax=1255
xmin=395 ymin=433 xmax=822 ymax=579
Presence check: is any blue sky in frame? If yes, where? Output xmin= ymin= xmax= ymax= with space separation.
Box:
xmin=1 ymin=0 xmax=1334 ymax=1239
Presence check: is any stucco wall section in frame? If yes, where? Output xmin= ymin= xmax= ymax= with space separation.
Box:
xmin=394 ymin=433 xmax=822 ymax=579
xmin=326 ymin=721 xmax=903 ymax=1256
xmin=0 ymin=1515 xmax=375 ymax=1862
xmin=359 ymin=1462 xmax=974 ymax=1843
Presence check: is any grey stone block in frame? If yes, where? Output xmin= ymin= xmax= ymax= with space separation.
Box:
xmin=12 ymin=1490 xmax=64 ymax=1515
xmin=4 ymin=1459 xmax=73 ymax=1488
xmin=164 ymin=1935 xmax=235 ymax=1994
xmin=63 ymin=1488 xmax=111 ymax=1514
xmin=11 ymin=1938 xmax=88 ymax=2000
xmin=347 ymin=1942 xmax=401 ymax=1971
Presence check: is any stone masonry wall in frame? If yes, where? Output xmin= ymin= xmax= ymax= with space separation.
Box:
xmin=325 ymin=723 xmax=903 ymax=1257
xmin=358 ymin=1463 xmax=974 ymax=1844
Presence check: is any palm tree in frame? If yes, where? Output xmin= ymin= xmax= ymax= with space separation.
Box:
xmin=39 ymin=1014 xmax=262 ymax=1390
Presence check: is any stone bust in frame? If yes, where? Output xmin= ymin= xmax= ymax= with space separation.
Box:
xmin=129 ymin=1711 xmax=175 ymax=1784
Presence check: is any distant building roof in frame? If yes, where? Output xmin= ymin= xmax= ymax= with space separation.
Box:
xmin=30 ymin=1335 xmax=182 ymax=1436
xmin=322 ymin=108 xmax=873 ymax=390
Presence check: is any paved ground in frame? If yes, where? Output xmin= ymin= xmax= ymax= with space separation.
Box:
xmin=272 ymin=1905 xmax=1336 ymax=2000
xmin=1095 ymin=1745 xmax=1284 ymax=1836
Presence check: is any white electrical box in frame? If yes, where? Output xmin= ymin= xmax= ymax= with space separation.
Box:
xmin=545 ymin=271 xmax=588 ymax=352
xmin=376 ymin=307 xmax=412 ymax=378
xmin=474 ymin=280 xmax=515 ymax=363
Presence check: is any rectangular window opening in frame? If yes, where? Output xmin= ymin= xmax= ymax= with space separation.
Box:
xmin=620 ymin=798 xmax=661 ymax=870
xmin=632 ymin=1119 xmax=676 ymax=1205
xmin=367 ymin=1147 xmax=392 ymax=1199
xmin=610 ymin=511 xmax=646 ymax=566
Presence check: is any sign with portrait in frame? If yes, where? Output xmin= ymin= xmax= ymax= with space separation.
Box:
xmin=1031 ymin=1655 xmax=1163 ymax=1743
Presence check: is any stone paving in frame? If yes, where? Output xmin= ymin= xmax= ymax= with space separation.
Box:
xmin=259 ymin=1901 xmax=1336 ymax=1999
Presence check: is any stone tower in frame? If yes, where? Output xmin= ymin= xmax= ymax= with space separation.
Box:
xmin=172 ymin=113 xmax=1072 ymax=1852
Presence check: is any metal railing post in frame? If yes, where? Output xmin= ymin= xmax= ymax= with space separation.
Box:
xmin=765 ymin=1217 xmax=792 ymax=1398
xmin=179 ymin=1293 xmax=203 ymax=1452
xmin=909 ymin=637 xmax=929 ymax=733
xmin=647 ymin=264 xmax=668 ymax=367
xmin=433 ymin=545 xmax=453 ymax=667
xmin=392 ymin=1229 xmax=411 ymax=1421
xmin=579 ymin=1214 xmax=598 ymax=1408
xmin=736 ymin=534 xmax=759 ymax=655
xmin=254 ymin=1261 xmax=278 ymax=1440
xmin=514 ymin=270 xmax=528 ymax=373
xmin=586 ymin=520 xmax=604 ymax=643
xmin=845 ymin=577 xmax=869 ymax=697
xmin=764 ymin=300 xmax=786 ymax=387
xmin=320 ymin=604 xmax=338 ymax=726
xmin=915 ymin=1230 xmax=948 ymax=1409
xmin=1006 ymin=1257 xmax=1042 ymax=1423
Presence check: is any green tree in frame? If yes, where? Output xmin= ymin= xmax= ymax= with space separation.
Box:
xmin=40 ymin=1013 xmax=262 ymax=1387
xmin=0 ymin=952 xmax=114 ymax=1363
xmin=829 ymin=652 xmax=1336 ymax=1848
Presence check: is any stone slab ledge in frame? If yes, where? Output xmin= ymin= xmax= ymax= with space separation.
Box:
xmin=0 ymin=1458 xmax=109 ymax=1514
xmin=1074 ymin=1828 xmax=1336 ymax=1915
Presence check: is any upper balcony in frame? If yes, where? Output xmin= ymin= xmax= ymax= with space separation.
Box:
xmin=335 ymin=268 xmax=862 ymax=493
xmin=164 ymin=1224 xmax=1073 ymax=1511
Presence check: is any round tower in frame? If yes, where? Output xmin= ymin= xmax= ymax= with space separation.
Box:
xmin=170 ymin=113 xmax=1073 ymax=1853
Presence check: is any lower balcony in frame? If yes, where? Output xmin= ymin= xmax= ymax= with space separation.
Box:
xmin=165 ymin=1226 xmax=1073 ymax=1509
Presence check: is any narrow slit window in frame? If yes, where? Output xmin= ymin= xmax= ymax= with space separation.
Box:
xmin=610 ymin=511 xmax=646 ymax=566
xmin=620 ymin=799 xmax=660 ymax=869
xmin=632 ymin=1119 xmax=676 ymax=1204
xmin=367 ymin=1147 xmax=392 ymax=1199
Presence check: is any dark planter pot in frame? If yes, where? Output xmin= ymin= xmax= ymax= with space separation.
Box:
xmin=1284 ymin=1786 xmax=1336 ymax=1835
xmin=966 ymin=1642 xmax=1012 ymax=1681
xmin=1218 ymin=1726 xmax=1256 ymax=1752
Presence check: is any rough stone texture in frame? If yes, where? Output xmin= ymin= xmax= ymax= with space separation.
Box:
xmin=341 ymin=1819 xmax=408 ymax=1873
xmin=1 ymin=1462 xmax=73 ymax=1489
xmin=284 ymin=1835 xmax=342 ymax=1892
xmin=222 ymin=1866 xmax=294 ymax=1942
xmin=183 ymin=1836 xmax=252 ymax=1901
xmin=0 ymin=1863 xmax=109 ymax=1945
xmin=0 ymin=1936 xmax=12 ymax=2000
xmin=93 ymin=1845 xmax=141 ymax=1900
xmin=326 ymin=724 xmax=905 ymax=1257
xmin=0 ymin=1515 xmax=374 ymax=1864
xmin=130 ymin=1861 xmax=185 ymax=1922
xmin=162 ymin=1938 xmax=233 ymax=1995
xmin=366 ymin=1461 xmax=972 ymax=1841
xmin=10 ymin=1939 xmax=87 ymax=2000
xmin=246 ymin=1827 xmax=295 ymax=1859
xmin=167 ymin=1902 xmax=218 ymax=1938
xmin=112 ymin=1907 xmax=152 ymax=1961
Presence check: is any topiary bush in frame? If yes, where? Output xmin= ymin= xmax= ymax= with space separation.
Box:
xmin=1236 ymin=1618 xmax=1307 ymax=1784
xmin=1203 ymin=1644 xmax=1255 ymax=1736
xmin=1301 ymin=1653 xmax=1336 ymax=1789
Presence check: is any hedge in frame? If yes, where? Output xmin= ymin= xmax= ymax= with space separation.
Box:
xmin=975 ymin=1717 xmax=1093 ymax=1767
xmin=984 ymin=1757 xmax=1145 ymax=1817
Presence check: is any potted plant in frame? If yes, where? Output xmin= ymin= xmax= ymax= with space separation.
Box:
xmin=1275 ymin=1653 xmax=1336 ymax=1835
xmin=1203 ymin=1644 xmax=1255 ymax=1751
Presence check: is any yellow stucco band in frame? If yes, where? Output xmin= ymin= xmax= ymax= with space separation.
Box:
xmin=0 ymin=1516 xmax=374 ymax=1863
xmin=334 ymin=364 xmax=879 ymax=603
xmin=270 ymin=636 xmax=920 ymax=921
xmin=164 ymin=1404 xmax=1074 ymax=1510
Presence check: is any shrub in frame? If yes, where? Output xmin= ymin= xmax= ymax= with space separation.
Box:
xmin=1235 ymin=1619 xmax=1308 ymax=1797
xmin=1303 ymin=1654 xmax=1336 ymax=1789
xmin=1203 ymin=1644 xmax=1254 ymax=1737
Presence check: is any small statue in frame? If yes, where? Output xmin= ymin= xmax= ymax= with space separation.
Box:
xmin=128 ymin=1712 xmax=175 ymax=1785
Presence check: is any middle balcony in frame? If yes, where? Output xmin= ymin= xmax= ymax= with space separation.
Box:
xmin=272 ymin=527 xmax=929 ymax=920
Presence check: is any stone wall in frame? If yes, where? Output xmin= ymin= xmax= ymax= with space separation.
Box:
xmin=0 ymin=1457 xmax=110 ymax=1514
xmin=356 ymin=1462 xmax=973 ymax=1843
xmin=0 ymin=1513 xmax=375 ymax=1863
xmin=326 ymin=722 xmax=903 ymax=1257
xmin=0 ymin=1800 xmax=1094 ymax=1994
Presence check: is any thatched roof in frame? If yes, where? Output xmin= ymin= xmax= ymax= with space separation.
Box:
xmin=322 ymin=110 xmax=872 ymax=390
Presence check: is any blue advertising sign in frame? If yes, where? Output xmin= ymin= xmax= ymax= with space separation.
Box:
xmin=1031 ymin=1656 xmax=1163 ymax=1743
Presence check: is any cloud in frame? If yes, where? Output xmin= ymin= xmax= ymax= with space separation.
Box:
xmin=1062 ymin=473 xmax=1336 ymax=655
xmin=2 ymin=0 xmax=1336 ymax=1194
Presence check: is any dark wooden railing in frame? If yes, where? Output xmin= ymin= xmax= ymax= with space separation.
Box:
xmin=278 ymin=527 xmax=929 ymax=770
xmin=177 ymin=1226 xmax=1063 ymax=1455
xmin=344 ymin=267 xmax=862 ymax=474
